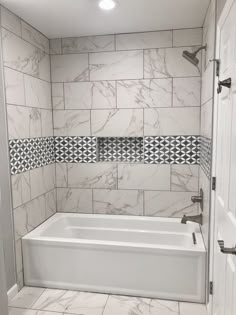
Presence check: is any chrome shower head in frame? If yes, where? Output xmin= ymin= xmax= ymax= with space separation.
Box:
xmin=182 ymin=45 xmax=207 ymax=67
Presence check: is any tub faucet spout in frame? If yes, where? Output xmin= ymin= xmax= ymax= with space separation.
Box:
xmin=181 ymin=213 xmax=203 ymax=225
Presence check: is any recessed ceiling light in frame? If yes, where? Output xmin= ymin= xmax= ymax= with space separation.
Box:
xmin=99 ymin=0 xmax=116 ymax=11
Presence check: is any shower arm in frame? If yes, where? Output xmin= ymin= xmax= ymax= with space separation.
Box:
xmin=192 ymin=45 xmax=207 ymax=56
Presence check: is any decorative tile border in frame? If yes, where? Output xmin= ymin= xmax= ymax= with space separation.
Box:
xmin=54 ymin=136 xmax=97 ymax=163
xmin=9 ymin=137 xmax=55 ymax=175
xmin=200 ymin=136 xmax=212 ymax=179
xmin=98 ymin=137 xmax=143 ymax=162
xmin=144 ymin=136 xmax=200 ymax=164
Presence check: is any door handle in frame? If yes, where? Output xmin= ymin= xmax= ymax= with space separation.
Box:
xmin=218 ymin=240 xmax=236 ymax=255
xmin=217 ymin=78 xmax=231 ymax=94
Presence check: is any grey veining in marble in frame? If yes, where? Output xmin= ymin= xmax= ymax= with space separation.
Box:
xmin=2 ymin=29 xmax=50 ymax=81
xmin=91 ymin=109 xmax=143 ymax=137
xmin=90 ymin=50 xmax=143 ymax=81
xmin=144 ymin=47 xmax=201 ymax=79
xmin=64 ymin=81 xmax=116 ymax=109
xmin=7 ymin=105 xmax=30 ymax=139
xmin=62 ymin=35 xmax=115 ymax=53
xmin=41 ymin=109 xmax=53 ymax=137
xmin=29 ymin=108 xmax=42 ymax=138
xmin=173 ymin=28 xmax=202 ymax=47
xmin=116 ymin=31 xmax=172 ymax=50
xmin=68 ymin=163 xmax=117 ymax=189
xmin=50 ymin=38 xmax=62 ymax=55
xmin=53 ymin=110 xmax=91 ymax=136
xmin=171 ymin=165 xmax=199 ymax=192
xmin=11 ymin=171 xmax=30 ymax=208
xmin=57 ymin=188 xmax=93 ymax=213
xmin=144 ymin=191 xmax=198 ymax=217
xmin=173 ymin=77 xmax=200 ymax=107
xmin=56 ymin=163 xmax=68 ymax=187
xmin=30 ymin=164 xmax=55 ymax=199
xmin=117 ymin=79 xmax=172 ymax=108
xmin=51 ymin=54 xmax=89 ymax=82
xmin=45 ymin=189 xmax=57 ymax=219
xmin=4 ymin=67 xmax=25 ymax=105
xmin=1 ymin=6 xmax=21 ymax=37
xmin=9 ymin=308 xmax=63 ymax=315
xmin=21 ymin=21 xmax=49 ymax=53
xmin=52 ymin=83 xmax=64 ymax=109
xmin=93 ymin=189 xmax=143 ymax=215
xmin=8 ymin=286 xmax=44 ymax=308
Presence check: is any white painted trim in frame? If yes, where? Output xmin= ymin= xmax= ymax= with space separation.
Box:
xmin=7 ymin=284 xmax=18 ymax=302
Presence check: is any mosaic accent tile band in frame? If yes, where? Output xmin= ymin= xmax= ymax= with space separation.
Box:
xmin=200 ymin=136 xmax=212 ymax=179
xmin=9 ymin=135 xmax=201 ymax=174
xmin=9 ymin=137 xmax=55 ymax=175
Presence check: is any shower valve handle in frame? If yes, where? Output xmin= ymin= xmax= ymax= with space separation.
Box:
xmin=218 ymin=240 xmax=236 ymax=256
xmin=217 ymin=78 xmax=232 ymax=94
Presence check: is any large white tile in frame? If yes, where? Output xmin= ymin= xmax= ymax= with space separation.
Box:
xmin=62 ymin=35 xmax=115 ymax=53
xmin=93 ymin=189 xmax=143 ymax=215
xmin=144 ymin=191 xmax=198 ymax=217
xmin=50 ymin=38 xmax=62 ymax=55
xmin=4 ymin=68 xmax=25 ymax=105
xmin=149 ymin=299 xmax=179 ymax=315
xmin=15 ymin=239 xmax=23 ymax=275
xmin=45 ymin=189 xmax=57 ymax=219
xmin=51 ymin=54 xmax=89 ymax=82
xmin=21 ymin=21 xmax=49 ymax=53
xmin=64 ymin=81 xmax=116 ymax=109
xmin=9 ymin=308 xmax=63 ymax=315
xmin=68 ymin=163 xmax=117 ymax=189
xmin=1 ymin=6 xmax=21 ymax=37
xmin=56 ymin=163 xmax=68 ymax=187
xmin=179 ymin=302 xmax=207 ymax=315
xmin=24 ymin=75 xmax=52 ymax=109
xmin=117 ymin=79 xmax=172 ymax=108
xmin=52 ymin=83 xmax=64 ymax=109
xmin=173 ymin=28 xmax=202 ymax=47
xmin=116 ymin=31 xmax=172 ymax=50
xmin=144 ymin=47 xmax=201 ymax=78
xmin=171 ymin=165 xmax=199 ymax=192
xmin=118 ymin=164 xmax=170 ymax=190
xmin=7 ymin=105 xmax=30 ymax=139
xmin=201 ymin=62 xmax=214 ymax=105
xmin=57 ymin=188 xmax=93 ymax=213
xmin=173 ymin=77 xmax=200 ymax=107
xmin=41 ymin=109 xmax=53 ymax=137
xmin=144 ymin=107 xmax=200 ymax=136
xmin=29 ymin=107 xmax=42 ymax=138
xmin=91 ymin=109 xmax=143 ymax=137
xmin=30 ymin=164 xmax=55 ymax=199
xmin=2 ymin=29 xmax=50 ymax=81
xmin=201 ymin=99 xmax=213 ymax=138
xmin=53 ymin=110 xmax=91 ymax=136
xmin=11 ymin=171 xmax=30 ymax=208
xmin=8 ymin=286 xmax=45 ymax=308
xmin=90 ymin=50 xmax=143 ymax=81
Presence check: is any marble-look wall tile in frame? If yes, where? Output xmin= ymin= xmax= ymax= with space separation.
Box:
xmin=173 ymin=28 xmax=202 ymax=47
xmin=11 ymin=171 xmax=31 ymax=208
xmin=52 ymin=83 xmax=64 ymax=109
xmin=173 ymin=77 xmax=200 ymax=107
xmin=91 ymin=109 xmax=143 ymax=137
xmin=144 ymin=107 xmax=200 ymax=136
xmin=93 ymin=189 xmax=143 ymax=215
xmin=202 ymin=0 xmax=215 ymax=69
xmin=201 ymin=99 xmax=213 ymax=139
xmin=56 ymin=163 xmax=68 ymax=187
xmin=199 ymin=167 xmax=210 ymax=250
xmin=116 ymin=31 xmax=172 ymax=50
xmin=171 ymin=165 xmax=199 ymax=192
xmin=144 ymin=47 xmax=201 ymax=78
xmin=68 ymin=163 xmax=117 ymax=189
xmin=24 ymin=75 xmax=52 ymax=109
xmin=1 ymin=6 xmax=21 ymax=37
xmin=41 ymin=109 xmax=53 ymax=137
xmin=53 ymin=110 xmax=90 ymax=136
xmin=201 ymin=61 xmax=214 ymax=105
xmin=21 ymin=21 xmax=49 ymax=53
xmin=7 ymin=104 xmax=30 ymax=139
xmin=4 ymin=68 xmax=25 ymax=105
xmin=29 ymin=108 xmax=42 ymax=138
xmin=144 ymin=191 xmax=198 ymax=217
xmin=2 ymin=29 xmax=50 ymax=81
xmin=118 ymin=164 xmax=170 ymax=190
xmin=89 ymin=50 xmax=143 ymax=81
xmin=62 ymin=35 xmax=115 ymax=53
xmin=51 ymin=54 xmax=89 ymax=82
xmin=30 ymin=164 xmax=55 ymax=199
xmin=15 ymin=240 xmax=22 ymax=275
xmin=45 ymin=189 xmax=57 ymax=219
xmin=50 ymin=39 xmax=62 ymax=55
xmin=64 ymin=81 xmax=116 ymax=109
xmin=117 ymin=79 xmax=172 ymax=108
xmin=57 ymin=188 xmax=93 ymax=213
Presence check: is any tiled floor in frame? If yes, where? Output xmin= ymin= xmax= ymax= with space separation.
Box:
xmin=8 ymin=286 xmax=207 ymax=315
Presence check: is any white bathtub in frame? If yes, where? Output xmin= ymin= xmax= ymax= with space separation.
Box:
xmin=22 ymin=213 xmax=206 ymax=303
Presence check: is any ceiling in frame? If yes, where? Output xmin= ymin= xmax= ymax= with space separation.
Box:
xmin=0 ymin=0 xmax=210 ymax=38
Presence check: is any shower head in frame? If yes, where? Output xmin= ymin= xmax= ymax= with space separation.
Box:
xmin=182 ymin=45 xmax=207 ymax=67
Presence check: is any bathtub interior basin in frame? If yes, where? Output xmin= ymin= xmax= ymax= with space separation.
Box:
xmin=23 ymin=213 xmax=206 ymax=303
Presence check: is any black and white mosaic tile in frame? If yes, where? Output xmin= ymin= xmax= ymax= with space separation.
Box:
xmin=54 ymin=136 xmax=97 ymax=163
xmin=98 ymin=137 xmax=143 ymax=162
xmin=144 ymin=136 xmax=200 ymax=164
xmin=9 ymin=137 xmax=55 ymax=175
xmin=200 ymin=136 xmax=212 ymax=179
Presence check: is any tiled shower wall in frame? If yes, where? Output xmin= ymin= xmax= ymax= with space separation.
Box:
xmin=50 ymin=28 xmax=202 ymax=217
xmin=0 ymin=6 xmax=56 ymax=289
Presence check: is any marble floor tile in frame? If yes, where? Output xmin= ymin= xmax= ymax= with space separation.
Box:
xmin=179 ymin=302 xmax=207 ymax=315
xmin=149 ymin=299 xmax=179 ymax=315
xmin=32 ymin=289 xmax=108 ymax=315
xmin=9 ymin=308 xmax=63 ymax=315
xmin=8 ymin=287 xmax=45 ymax=309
